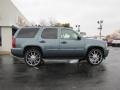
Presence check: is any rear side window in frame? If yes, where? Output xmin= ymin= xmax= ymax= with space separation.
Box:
xmin=41 ymin=28 xmax=58 ymax=39
xmin=17 ymin=28 xmax=39 ymax=38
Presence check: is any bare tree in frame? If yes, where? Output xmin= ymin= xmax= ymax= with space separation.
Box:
xmin=34 ymin=18 xmax=71 ymax=27
xmin=16 ymin=16 xmax=29 ymax=26
xmin=39 ymin=20 xmax=48 ymax=26
xmin=49 ymin=19 xmax=58 ymax=26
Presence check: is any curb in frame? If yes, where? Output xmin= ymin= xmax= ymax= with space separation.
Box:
xmin=0 ymin=51 xmax=11 ymax=55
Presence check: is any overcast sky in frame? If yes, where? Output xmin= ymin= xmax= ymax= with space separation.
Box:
xmin=11 ymin=0 xmax=120 ymax=36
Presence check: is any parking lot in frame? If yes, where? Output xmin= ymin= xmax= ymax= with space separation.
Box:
xmin=0 ymin=47 xmax=120 ymax=90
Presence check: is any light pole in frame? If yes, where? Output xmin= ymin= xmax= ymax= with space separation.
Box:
xmin=76 ymin=25 xmax=80 ymax=34
xmin=97 ymin=20 xmax=103 ymax=39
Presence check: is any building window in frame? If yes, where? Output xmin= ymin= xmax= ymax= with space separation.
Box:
xmin=0 ymin=27 xmax=1 ymax=46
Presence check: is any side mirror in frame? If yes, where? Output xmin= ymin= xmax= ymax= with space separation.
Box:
xmin=77 ymin=36 xmax=81 ymax=40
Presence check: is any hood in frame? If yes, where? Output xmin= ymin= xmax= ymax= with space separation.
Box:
xmin=84 ymin=37 xmax=107 ymax=48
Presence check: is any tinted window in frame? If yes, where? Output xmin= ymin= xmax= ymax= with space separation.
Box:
xmin=41 ymin=28 xmax=58 ymax=39
xmin=17 ymin=28 xmax=39 ymax=38
xmin=61 ymin=29 xmax=78 ymax=39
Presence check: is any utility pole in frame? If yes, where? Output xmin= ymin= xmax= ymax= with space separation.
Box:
xmin=76 ymin=25 xmax=80 ymax=34
xmin=97 ymin=20 xmax=103 ymax=39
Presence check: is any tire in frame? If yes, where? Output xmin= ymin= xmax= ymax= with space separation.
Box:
xmin=24 ymin=48 xmax=42 ymax=67
xmin=87 ymin=48 xmax=103 ymax=65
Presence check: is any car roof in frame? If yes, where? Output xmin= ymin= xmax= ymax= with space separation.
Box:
xmin=21 ymin=26 xmax=73 ymax=29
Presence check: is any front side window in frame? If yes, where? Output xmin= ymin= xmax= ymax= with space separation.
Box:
xmin=17 ymin=28 xmax=39 ymax=38
xmin=41 ymin=28 xmax=58 ymax=39
xmin=61 ymin=29 xmax=78 ymax=40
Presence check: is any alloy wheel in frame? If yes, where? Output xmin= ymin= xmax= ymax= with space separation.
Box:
xmin=25 ymin=48 xmax=41 ymax=67
xmin=88 ymin=49 xmax=103 ymax=65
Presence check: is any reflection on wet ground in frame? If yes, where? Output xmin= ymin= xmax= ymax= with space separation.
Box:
xmin=0 ymin=47 xmax=120 ymax=90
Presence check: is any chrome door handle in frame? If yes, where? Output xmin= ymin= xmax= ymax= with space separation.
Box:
xmin=61 ymin=41 xmax=67 ymax=44
xmin=40 ymin=40 xmax=46 ymax=43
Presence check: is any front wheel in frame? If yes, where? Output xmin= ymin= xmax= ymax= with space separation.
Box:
xmin=87 ymin=49 xmax=103 ymax=65
xmin=24 ymin=48 xmax=42 ymax=67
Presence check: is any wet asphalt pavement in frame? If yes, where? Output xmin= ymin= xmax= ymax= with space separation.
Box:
xmin=0 ymin=47 xmax=120 ymax=90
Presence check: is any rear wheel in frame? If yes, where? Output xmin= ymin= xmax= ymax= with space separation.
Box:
xmin=24 ymin=48 xmax=42 ymax=67
xmin=87 ymin=48 xmax=103 ymax=65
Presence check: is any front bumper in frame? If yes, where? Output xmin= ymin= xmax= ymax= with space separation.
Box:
xmin=104 ymin=49 xmax=109 ymax=58
xmin=11 ymin=48 xmax=24 ymax=57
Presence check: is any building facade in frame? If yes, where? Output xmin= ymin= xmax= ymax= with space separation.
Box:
xmin=0 ymin=0 xmax=29 ymax=53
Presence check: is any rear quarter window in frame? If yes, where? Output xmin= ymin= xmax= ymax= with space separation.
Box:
xmin=17 ymin=28 xmax=39 ymax=38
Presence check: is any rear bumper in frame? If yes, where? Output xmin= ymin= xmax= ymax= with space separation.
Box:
xmin=11 ymin=48 xmax=24 ymax=57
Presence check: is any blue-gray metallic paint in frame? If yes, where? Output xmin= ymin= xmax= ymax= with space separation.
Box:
xmin=11 ymin=27 xmax=109 ymax=59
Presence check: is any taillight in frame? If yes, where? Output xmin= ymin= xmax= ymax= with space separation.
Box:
xmin=12 ymin=36 xmax=16 ymax=48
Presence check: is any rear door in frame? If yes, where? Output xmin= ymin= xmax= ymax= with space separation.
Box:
xmin=40 ymin=27 xmax=60 ymax=57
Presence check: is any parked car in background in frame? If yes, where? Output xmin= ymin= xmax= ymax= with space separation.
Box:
xmin=103 ymin=39 xmax=112 ymax=46
xmin=11 ymin=26 xmax=109 ymax=67
xmin=112 ymin=39 xmax=120 ymax=47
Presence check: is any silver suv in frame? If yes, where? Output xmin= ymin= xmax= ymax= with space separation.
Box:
xmin=11 ymin=27 xmax=109 ymax=67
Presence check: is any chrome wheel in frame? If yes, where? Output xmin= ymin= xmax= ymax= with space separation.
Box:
xmin=25 ymin=48 xmax=41 ymax=67
xmin=87 ymin=49 xmax=103 ymax=65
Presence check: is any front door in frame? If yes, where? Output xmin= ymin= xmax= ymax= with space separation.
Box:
xmin=59 ymin=28 xmax=85 ymax=57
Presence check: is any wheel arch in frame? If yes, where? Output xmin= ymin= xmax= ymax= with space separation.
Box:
xmin=23 ymin=45 xmax=43 ymax=56
xmin=86 ymin=46 xmax=104 ymax=57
